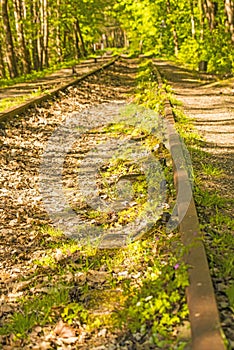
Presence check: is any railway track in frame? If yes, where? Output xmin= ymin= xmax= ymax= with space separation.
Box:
xmin=0 ymin=57 xmax=228 ymax=349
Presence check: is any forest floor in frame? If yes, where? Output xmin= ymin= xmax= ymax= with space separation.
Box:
xmin=0 ymin=58 xmax=233 ymax=349
xmin=155 ymin=59 xmax=234 ymax=347
xmin=1 ymin=59 xmax=192 ymax=350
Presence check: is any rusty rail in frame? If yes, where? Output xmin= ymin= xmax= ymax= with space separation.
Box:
xmin=153 ymin=61 xmax=225 ymax=350
xmin=0 ymin=56 xmax=118 ymax=124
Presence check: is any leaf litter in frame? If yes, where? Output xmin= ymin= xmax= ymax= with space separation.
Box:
xmin=0 ymin=60 xmax=190 ymax=349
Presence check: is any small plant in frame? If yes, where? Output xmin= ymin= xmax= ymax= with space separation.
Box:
xmin=201 ymin=163 xmax=223 ymax=177
xmin=116 ymin=243 xmax=189 ymax=346
xmin=62 ymin=303 xmax=88 ymax=325
xmin=194 ymin=188 xmax=226 ymax=209
xmin=0 ymin=288 xmax=68 ymax=337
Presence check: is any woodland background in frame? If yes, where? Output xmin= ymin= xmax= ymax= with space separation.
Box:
xmin=0 ymin=0 xmax=234 ymax=79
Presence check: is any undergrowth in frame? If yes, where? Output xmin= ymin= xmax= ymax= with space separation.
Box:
xmin=0 ymin=57 xmax=81 ymax=88
xmin=0 ymin=228 xmax=190 ymax=349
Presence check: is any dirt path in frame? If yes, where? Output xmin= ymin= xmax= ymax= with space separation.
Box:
xmin=156 ymin=59 xmax=234 ymax=203
xmin=155 ymin=60 xmax=234 ymax=346
xmin=0 ymin=58 xmax=109 ymax=102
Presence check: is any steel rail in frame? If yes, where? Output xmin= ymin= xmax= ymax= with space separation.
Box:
xmin=152 ymin=61 xmax=225 ymax=350
xmin=0 ymin=56 xmax=118 ymax=124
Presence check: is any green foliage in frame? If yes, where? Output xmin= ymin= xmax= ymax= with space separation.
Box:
xmin=1 ymin=0 xmax=233 ymax=80
xmin=201 ymin=163 xmax=223 ymax=177
xmin=117 ymin=245 xmax=189 ymax=346
xmin=0 ymin=58 xmax=80 ymax=88
xmin=0 ymin=91 xmax=42 ymax=112
xmin=177 ymin=38 xmax=199 ymax=70
xmin=62 ymin=303 xmax=88 ymax=325
xmin=194 ymin=188 xmax=227 ymax=209
xmin=134 ymin=60 xmax=165 ymax=113
xmin=1 ymin=228 xmax=190 ymax=347
xmin=226 ymin=284 xmax=234 ymax=311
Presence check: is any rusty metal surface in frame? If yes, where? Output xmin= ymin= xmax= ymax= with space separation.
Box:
xmin=0 ymin=57 xmax=118 ymax=124
xmin=153 ymin=61 xmax=226 ymax=350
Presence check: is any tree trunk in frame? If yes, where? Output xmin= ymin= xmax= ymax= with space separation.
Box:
xmin=203 ymin=0 xmax=217 ymax=31
xmin=30 ymin=0 xmax=40 ymax=70
xmin=224 ymin=0 xmax=234 ymax=42
xmin=73 ymin=22 xmax=81 ymax=59
xmin=56 ymin=0 xmax=62 ymax=61
xmin=199 ymin=0 xmax=205 ymax=41
xmin=190 ymin=0 xmax=196 ymax=38
xmin=13 ymin=0 xmax=31 ymax=74
xmin=1 ymin=0 xmax=18 ymax=78
xmin=40 ymin=0 xmax=49 ymax=67
xmin=75 ymin=18 xmax=87 ymax=57
xmin=0 ymin=40 xmax=6 ymax=78
xmin=166 ymin=0 xmax=179 ymax=56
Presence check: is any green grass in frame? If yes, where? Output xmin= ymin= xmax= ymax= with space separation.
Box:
xmin=226 ymin=284 xmax=234 ymax=311
xmin=201 ymin=163 xmax=223 ymax=177
xmin=0 ymin=90 xmax=43 ymax=112
xmin=0 ymin=58 xmax=80 ymax=88
xmin=0 ymin=287 xmax=69 ymax=337
xmin=0 ymin=228 xmax=189 ymax=348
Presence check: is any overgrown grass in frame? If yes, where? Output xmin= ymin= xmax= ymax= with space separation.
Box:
xmin=0 ymin=227 xmax=189 ymax=349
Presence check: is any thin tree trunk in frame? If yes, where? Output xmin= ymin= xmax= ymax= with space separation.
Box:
xmin=1 ymin=0 xmax=18 ymax=78
xmin=13 ymin=0 xmax=31 ymax=74
xmin=40 ymin=0 xmax=49 ymax=67
xmin=0 ymin=40 xmax=6 ymax=78
xmin=203 ymin=0 xmax=217 ymax=31
xmin=190 ymin=0 xmax=196 ymax=38
xmin=73 ymin=22 xmax=81 ymax=59
xmin=224 ymin=0 xmax=234 ymax=42
xmin=75 ymin=18 xmax=87 ymax=57
xmin=172 ymin=27 xmax=179 ymax=56
xmin=166 ymin=0 xmax=179 ymax=56
xmin=199 ymin=0 xmax=205 ymax=41
xmin=30 ymin=0 xmax=40 ymax=70
xmin=56 ymin=0 xmax=62 ymax=61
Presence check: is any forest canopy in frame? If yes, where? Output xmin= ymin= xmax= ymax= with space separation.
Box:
xmin=0 ymin=0 xmax=233 ymax=79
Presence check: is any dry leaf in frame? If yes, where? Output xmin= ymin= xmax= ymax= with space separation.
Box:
xmin=54 ymin=320 xmax=76 ymax=338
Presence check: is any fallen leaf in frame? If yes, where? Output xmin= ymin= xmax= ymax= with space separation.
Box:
xmin=54 ymin=320 xmax=76 ymax=338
